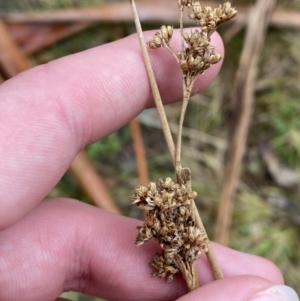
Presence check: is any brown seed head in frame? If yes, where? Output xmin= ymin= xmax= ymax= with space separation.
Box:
xmin=188 ymin=1 xmax=237 ymax=35
xmin=133 ymin=178 xmax=206 ymax=282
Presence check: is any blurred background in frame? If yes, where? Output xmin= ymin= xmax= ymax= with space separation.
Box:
xmin=0 ymin=0 xmax=299 ymax=300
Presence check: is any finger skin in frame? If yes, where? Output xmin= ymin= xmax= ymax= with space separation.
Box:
xmin=0 ymin=199 xmax=284 ymax=301
xmin=176 ymin=276 xmax=275 ymax=301
xmin=0 ymin=31 xmax=224 ymax=230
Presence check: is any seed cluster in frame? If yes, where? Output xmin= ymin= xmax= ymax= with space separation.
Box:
xmin=148 ymin=1 xmax=237 ymax=84
xmin=189 ymin=2 xmax=238 ymax=36
xmin=148 ymin=25 xmax=173 ymax=49
xmin=133 ymin=178 xmax=208 ymax=282
xmin=178 ymin=30 xmax=221 ymax=81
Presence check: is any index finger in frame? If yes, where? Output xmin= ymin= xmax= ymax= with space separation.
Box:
xmin=0 ymin=30 xmax=224 ymax=229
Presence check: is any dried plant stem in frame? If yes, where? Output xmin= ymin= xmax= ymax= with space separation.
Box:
xmin=178 ymin=3 xmax=185 ymax=60
xmin=70 ymin=151 xmax=121 ymax=214
xmin=130 ymin=0 xmax=175 ymax=166
xmin=176 ymin=100 xmax=188 ymax=169
xmin=162 ymin=41 xmax=180 ymax=63
xmin=0 ymin=20 xmax=31 ymax=77
xmin=175 ymin=80 xmax=194 ymax=168
xmin=214 ymin=0 xmax=275 ymax=245
xmin=130 ymin=118 xmax=149 ymax=185
xmin=183 ymin=169 xmax=224 ymax=282
xmin=174 ymin=254 xmax=199 ymax=291
xmin=191 ymin=200 xmax=223 ymax=279
xmin=175 ymin=78 xmax=224 ymax=282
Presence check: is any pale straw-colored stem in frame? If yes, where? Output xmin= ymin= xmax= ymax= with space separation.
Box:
xmin=191 ymin=199 xmax=224 ymax=280
xmin=179 ymin=5 xmax=185 ymax=59
xmin=176 ymin=77 xmax=224 ymax=281
xmin=130 ymin=0 xmax=175 ymax=166
xmin=175 ymin=79 xmax=195 ymax=167
xmin=162 ymin=41 xmax=180 ymax=64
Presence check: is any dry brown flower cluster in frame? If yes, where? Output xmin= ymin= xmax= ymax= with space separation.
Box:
xmin=148 ymin=1 xmax=237 ymax=86
xmin=189 ymin=2 xmax=238 ymax=37
xmin=148 ymin=25 xmax=173 ymax=49
xmin=133 ymin=178 xmax=208 ymax=284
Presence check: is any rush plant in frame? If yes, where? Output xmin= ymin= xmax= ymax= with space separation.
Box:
xmin=130 ymin=0 xmax=237 ymax=291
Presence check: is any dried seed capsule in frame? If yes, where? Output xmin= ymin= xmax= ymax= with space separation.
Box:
xmin=202 ymin=25 xmax=208 ymax=32
xmin=180 ymin=60 xmax=189 ymax=72
xmin=195 ymin=61 xmax=205 ymax=71
xmin=148 ymin=41 xmax=159 ymax=49
xmin=176 ymin=51 xmax=183 ymax=59
xmin=194 ymin=56 xmax=202 ymax=66
xmin=161 ymin=25 xmax=169 ymax=42
xmin=154 ymin=196 xmax=162 ymax=206
xmin=195 ymin=249 xmax=202 ymax=259
xmin=188 ymin=191 xmax=198 ymax=199
xmin=182 ymin=31 xmax=190 ymax=42
xmin=211 ymin=53 xmax=222 ymax=64
xmin=203 ymin=48 xmax=211 ymax=62
xmin=140 ymin=185 xmax=148 ymax=193
xmin=153 ymin=34 xmax=162 ymax=47
xmin=215 ymin=7 xmax=223 ymax=17
xmin=193 ymin=1 xmax=202 ymax=14
xmin=188 ymin=12 xmax=196 ymax=20
xmin=160 ymin=225 xmax=168 ymax=236
xmin=154 ymin=220 xmax=161 ymax=233
xmin=179 ymin=206 xmax=186 ymax=216
xmin=167 ymin=26 xmax=173 ymax=39
xmin=201 ymin=243 xmax=209 ymax=253
xmin=187 ymin=55 xmax=195 ymax=68
xmin=149 ymin=182 xmax=156 ymax=192
xmin=184 ymin=243 xmax=191 ymax=249
xmin=190 ymin=30 xmax=200 ymax=44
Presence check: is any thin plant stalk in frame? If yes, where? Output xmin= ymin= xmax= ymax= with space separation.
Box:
xmin=191 ymin=200 xmax=224 ymax=279
xmin=129 ymin=0 xmax=175 ymax=166
xmin=175 ymin=79 xmax=196 ymax=168
xmin=178 ymin=1 xmax=185 ymax=60
xmin=175 ymin=78 xmax=224 ymax=281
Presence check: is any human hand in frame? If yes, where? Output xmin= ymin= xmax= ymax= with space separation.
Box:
xmin=0 ymin=31 xmax=297 ymax=301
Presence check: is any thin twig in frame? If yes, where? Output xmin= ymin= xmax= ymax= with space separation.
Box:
xmin=175 ymin=79 xmax=196 ymax=168
xmin=0 ymin=20 xmax=31 ymax=77
xmin=178 ymin=2 xmax=185 ymax=60
xmin=175 ymin=98 xmax=188 ymax=168
xmin=191 ymin=200 xmax=223 ymax=279
xmin=21 ymin=23 xmax=90 ymax=55
xmin=162 ymin=40 xmax=180 ymax=63
xmin=130 ymin=0 xmax=175 ymax=166
xmin=130 ymin=118 xmax=149 ymax=185
xmin=70 ymin=151 xmax=121 ymax=214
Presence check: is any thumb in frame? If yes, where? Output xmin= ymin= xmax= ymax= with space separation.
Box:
xmin=176 ymin=276 xmax=299 ymax=301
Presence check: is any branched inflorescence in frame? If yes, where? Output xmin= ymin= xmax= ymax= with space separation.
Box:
xmin=132 ymin=0 xmax=237 ymax=291
xmin=148 ymin=1 xmax=237 ymax=87
xmin=133 ymin=178 xmax=208 ymax=284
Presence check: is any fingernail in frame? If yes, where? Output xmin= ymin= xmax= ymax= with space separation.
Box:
xmin=250 ymin=285 xmax=299 ymax=301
